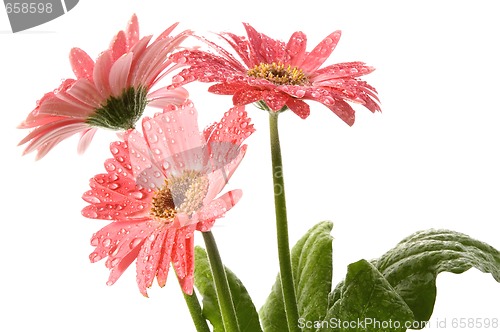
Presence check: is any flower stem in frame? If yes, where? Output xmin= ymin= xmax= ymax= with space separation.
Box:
xmin=203 ymin=231 xmax=240 ymax=332
xmin=182 ymin=287 xmax=211 ymax=332
xmin=268 ymin=111 xmax=300 ymax=332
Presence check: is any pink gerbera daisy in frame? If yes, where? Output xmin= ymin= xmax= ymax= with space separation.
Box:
xmin=82 ymin=100 xmax=254 ymax=296
xmin=18 ymin=14 xmax=190 ymax=160
xmin=170 ymin=23 xmax=380 ymax=124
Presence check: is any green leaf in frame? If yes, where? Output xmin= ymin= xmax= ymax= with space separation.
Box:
xmin=372 ymin=229 xmax=500 ymax=324
xmin=320 ymin=259 xmax=414 ymax=332
xmin=194 ymin=246 xmax=263 ymax=332
xmin=260 ymin=221 xmax=333 ymax=332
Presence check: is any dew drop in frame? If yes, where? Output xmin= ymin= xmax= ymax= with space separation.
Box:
xmin=89 ymin=252 xmax=101 ymax=263
xmin=143 ymin=121 xmax=152 ymax=131
xmin=110 ymin=258 xmax=119 ymax=267
xmin=86 ymin=196 xmax=101 ymax=204
xmin=111 ymin=146 xmax=119 ymax=155
xmin=148 ymin=133 xmax=158 ymax=143
xmin=90 ymin=237 xmax=99 ymax=246
xmin=130 ymin=238 xmax=143 ymax=249
xmin=172 ymin=75 xmax=184 ymax=83
xmin=130 ymin=191 xmax=144 ymax=199
xmin=108 ymin=183 xmax=120 ymax=190
xmin=85 ymin=211 xmax=98 ymax=219
xmin=106 ymin=163 xmax=116 ymax=171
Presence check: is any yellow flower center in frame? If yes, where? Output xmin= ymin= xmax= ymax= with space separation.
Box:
xmin=247 ymin=62 xmax=308 ymax=85
xmin=150 ymin=170 xmax=209 ymax=222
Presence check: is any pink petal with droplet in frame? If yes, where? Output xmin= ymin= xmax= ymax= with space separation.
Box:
xmin=93 ymin=50 xmax=113 ymax=98
xmin=126 ymin=130 xmax=165 ymax=189
xmin=69 ymin=47 xmax=94 ymax=81
xmin=147 ymin=86 xmax=189 ymax=108
xmin=286 ymin=98 xmax=310 ymax=119
xmin=205 ymin=147 xmax=247 ymax=202
xmin=327 ymin=98 xmax=356 ymax=126
xmin=141 ymin=100 xmax=204 ymax=173
xmin=156 ymin=228 xmax=177 ymax=288
xmin=172 ymin=226 xmax=196 ymax=294
xmin=300 ymin=30 xmax=342 ymax=73
xmin=136 ymin=227 xmax=168 ymax=296
xmin=110 ymin=30 xmax=127 ymax=61
xmin=243 ymin=23 xmax=286 ymax=65
xmin=126 ymin=14 xmax=140 ymax=47
xmin=37 ymin=81 xmax=94 ymax=117
xmin=196 ymin=190 xmax=242 ymax=231
xmin=286 ymin=31 xmax=307 ymax=67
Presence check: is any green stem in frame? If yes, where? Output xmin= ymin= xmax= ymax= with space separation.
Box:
xmin=203 ymin=231 xmax=240 ymax=332
xmin=182 ymin=287 xmax=211 ymax=332
xmin=269 ymin=111 xmax=300 ymax=332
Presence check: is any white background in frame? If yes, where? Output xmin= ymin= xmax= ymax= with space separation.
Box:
xmin=1 ymin=1 xmax=500 ymax=331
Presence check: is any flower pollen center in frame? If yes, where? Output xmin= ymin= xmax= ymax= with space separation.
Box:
xmin=150 ymin=182 xmax=176 ymax=220
xmin=150 ymin=170 xmax=209 ymax=222
xmin=247 ymin=62 xmax=308 ymax=85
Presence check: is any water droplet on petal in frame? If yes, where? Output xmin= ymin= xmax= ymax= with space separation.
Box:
xmin=89 ymin=252 xmax=101 ymax=263
xmin=172 ymin=75 xmax=184 ymax=83
xmin=130 ymin=238 xmax=143 ymax=249
xmin=106 ymin=163 xmax=116 ymax=171
xmin=108 ymin=183 xmax=120 ymax=190
xmin=148 ymin=133 xmax=158 ymax=143
xmin=111 ymin=147 xmax=119 ymax=155
xmin=86 ymin=196 xmax=101 ymax=204
xmin=130 ymin=191 xmax=144 ymax=199
xmin=102 ymin=238 xmax=112 ymax=247
xmin=110 ymin=258 xmax=120 ymax=267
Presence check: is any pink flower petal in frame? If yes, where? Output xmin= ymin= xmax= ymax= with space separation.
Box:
xmin=205 ymin=106 xmax=255 ymax=145
xmin=93 ymin=50 xmax=113 ymax=98
xmin=69 ymin=47 xmax=94 ymax=81
xmin=110 ymin=30 xmax=127 ymax=61
xmin=196 ymin=189 xmax=243 ymax=231
xmin=78 ymin=128 xmax=98 ymax=154
xmin=286 ymin=31 xmax=307 ymax=67
xmin=243 ymin=23 xmax=286 ymax=65
xmin=141 ymin=100 xmax=204 ymax=173
xmin=109 ymin=53 xmax=133 ymax=96
xmin=233 ymin=88 xmax=267 ymax=106
xmin=301 ymin=30 xmax=342 ymax=74
xmin=136 ymin=227 xmax=169 ymax=296
xmin=286 ymin=98 xmax=310 ymax=119
xmin=147 ymin=86 xmax=189 ymax=108
xmin=65 ymin=78 xmax=102 ymax=109
xmin=126 ymin=14 xmax=140 ymax=48
xmin=155 ymin=228 xmax=177 ymax=288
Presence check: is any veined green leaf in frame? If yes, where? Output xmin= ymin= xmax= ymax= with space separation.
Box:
xmin=194 ymin=246 xmax=262 ymax=332
xmin=260 ymin=221 xmax=333 ymax=332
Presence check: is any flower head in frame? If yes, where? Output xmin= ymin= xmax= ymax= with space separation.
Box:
xmin=170 ymin=23 xmax=380 ymax=124
xmin=82 ymin=100 xmax=254 ymax=296
xmin=19 ymin=14 xmax=190 ymax=159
